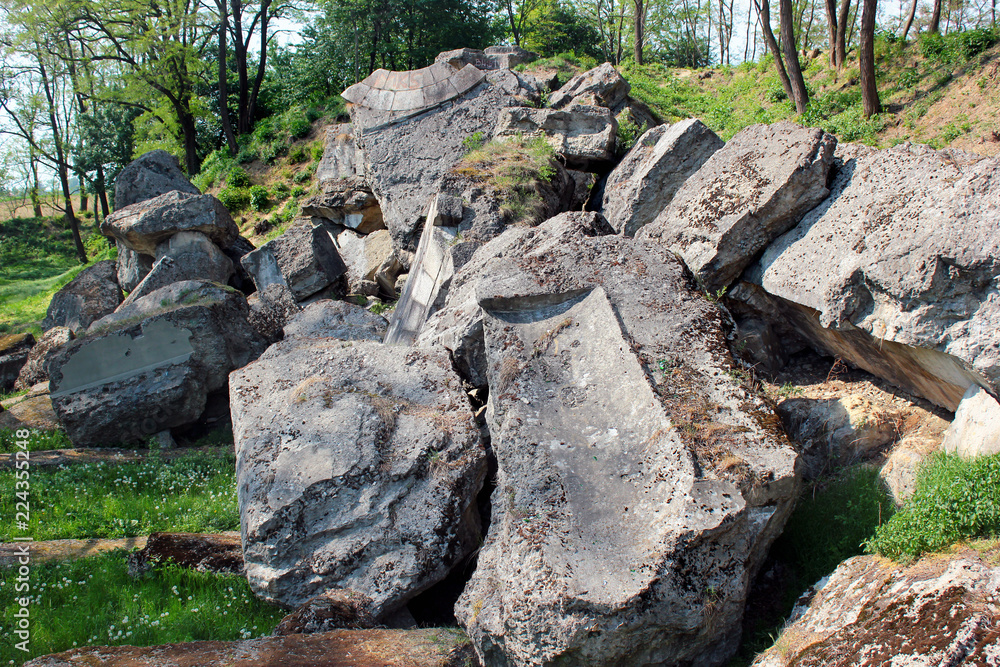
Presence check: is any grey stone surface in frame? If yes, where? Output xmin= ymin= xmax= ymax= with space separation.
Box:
xmin=343 ymin=63 xmax=485 ymax=113
xmin=230 ymin=339 xmax=486 ymax=613
xmin=241 ymin=221 xmax=348 ymax=300
xmin=493 ymin=106 xmax=616 ymax=169
xmin=221 ymin=235 xmax=257 ymax=294
xmin=315 ymin=124 xmax=362 ymax=184
xmin=0 ymin=334 xmax=35 ymax=392
xmin=566 ymin=170 xmax=597 ymax=210
xmin=119 ymin=232 xmax=235 ymax=309
xmin=602 ymin=119 xmax=724 ymax=237
xmin=114 ymin=150 xmax=200 ymax=210
xmin=14 ymin=328 xmax=73 ymax=391
xmin=300 ymin=176 xmax=385 ymax=235
xmin=744 ymin=142 xmax=1000 ymax=411
xmin=116 ymin=241 xmax=154 ymax=293
xmin=548 ymin=62 xmax=631 ymax=111
xmin=246 ymin=284 xmax=302 ymax=344
xmin=349 ymin=71 xmax=521 ymax=253
xmin=880 ymin=426 xmax=946 ymax=505
xmin=451 ymin=212 xmax=799 ymax=666
xmin=436 ymin=46 xmax=538 ymax=71
xmin=942 ymin=385 xmax=1000 ymax=458
xmin=49 ymin=281 xmax=265 ymax=447
xmin=282 ymin=299 xmax=387 ymax=342
xmin=638 ymin=121 xmax=837 ymax=293
xmin=102 ymin=191 xmax=240 ymax=255
xmin=42 ymin=261 xmax=123 ymax=333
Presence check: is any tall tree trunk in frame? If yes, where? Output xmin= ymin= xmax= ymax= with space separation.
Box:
xmin=755 ymin=0 xmax=795 ymax=100
xmin=246 ymin=0 xmax=271 ymax=127
xmin=217 ymin=1 xmax=238 ymax=155
xmin=825 ymin=0 xmax=838 ymax=65
xmin=780 ymin=0 xmax=809 ymax=112
xmin=633 ymin=0 xmax=645 ymax=64
xmin=860 ymin=0 xmax=881 ymax=116
xmin=96 ymin=165 xmax=109 ymax=217
xmin=929 ymin=0 xmax=942 ymax=32
xmin=232 ymin=0 xmax=252 ymax=134
xmin=901 ymin=0 xmax=918 ymax=40
xmin=79 ymin=180 xmax=88 ymax=212
xmin=836 ymin=0 xmax=851 ymax=67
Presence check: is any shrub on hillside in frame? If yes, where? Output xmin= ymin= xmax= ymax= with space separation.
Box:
xmin=249 ymin=185 xmax=270 ymax=212
xmin=920 ymin=27 xmax=999 ymax=67
xmin=227 ymin=167 xmax=251 ymax=188
xmin=285 ymin=115 xmax=312 ymax=140
xmin=218 ymin=187 xmax=251 ymax=213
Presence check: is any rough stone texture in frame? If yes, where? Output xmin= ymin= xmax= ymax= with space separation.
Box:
xmin=342 ymin=63 xmax=486 ymax=113
xmin=602 ymin=119 xmax=724 ymax=237
xmin=246 ymin=284 xmax=302 ymax=344
xmin=48 ymin=281 xmax=265 ymax=447
xmin=435 ymin=45 xmax=537 ymax=71
xmin=0 ymin=387 xmax=59 ymax=432
xmin=349 ymin=70 xmax=522 ymax=252
xmin=880 ymin=426 xmax=946 ymax=505
xmin=116 ymin=241 xmax=154 ymax=292
xmin=638 ymin=122 xmax=837 ymax=293
xmin=744 ymin=142 xmax=1000 ymax=411
xmin=493 ymin=105 xmax=616 ymax=169
xmin=731 ymin=318 xmax=789 ymax=375
xmin=0 ymin=333 xmax=35 ymax=392
xmin=42 ymin=261 xmax=124 ymax=333
xmin=566 ymin=170 xmax=596 ymax=210
xmin=273 ymin=589 xmax=378 ymax=636
xmin=316 ymin=124 xmax=362 ymax=184
xmin=24 ymin=628 xmax=477 ymax=667
xmin=222 ymin=235 xmax=258 ymax=295
xmin=942 ymin=384 xmax=1000 ymax=458
xmin=548 ymin=62 xmax=631 ymax=111
xmin=300 ymin=176 xmax=385 ymax=234
xmin=127 ymin=532 xmax=243 ymax=576
xmin=114 ymin=149 xmax=200 ymax=210
xmin=230 ymin=340 xmax=486 ymax=614
xmin=102 ymin=191 xmax=240 ymax=255
xmin=444 ymin=212 xmax=799 ymax=666
xmin=119 ymin=232 xmax=235 ymax=309
xmin=241 ymin=220 xmax=348 ymax=300
xmin=752 ymin=548 xmax=1000 ymax=667
xmin=15 ymin=327 xmax=73 ymax=391
xmin=282 ymin=299 xmax=388 ymax=342
xmin=334 ymin=228 xmax=400 ymax=296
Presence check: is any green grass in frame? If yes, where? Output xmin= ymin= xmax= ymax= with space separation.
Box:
xmin=0 ymin=429 xmax=74 ymax=453
xmin=0 ymin=553 xmax=285 ymax=666
xmin=865 ymin=452 xmax=1000 ymax=561
xmin=0 ymin=452 xmax=239 ymax=541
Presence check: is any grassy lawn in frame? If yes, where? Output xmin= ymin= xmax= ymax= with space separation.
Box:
xmin=0 ymin=452 xmax=239 ymax=541
xmin=0 ymin=429 xmax=74 ymax=453
xmin=0 ymin=553 xmax=285 ymax=666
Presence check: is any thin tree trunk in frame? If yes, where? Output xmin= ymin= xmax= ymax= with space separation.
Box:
xmin=929 ymin=0 xmax=942 ymax=32
xmin=901 ymin=0 xmax=918 ymax=39
xmin=217 ymin=1 xmax=238 ymax=155
xmin=836 ymin=0 xmax=851 ymax=67
xmin=860 ymin=0 xmax=881 ymax=116
xmin=633 ymin=0 xmax=645 ymax=64
xmin=781 ymin=0 xmax=810 ymax=112
xmin=30 ymin=154 xmax=42 ymax=218
xmin=96 ymin=165 xmax=109 ymax=217
xmin=755 ymin=0 xmax=795 ymax=100
xmin=79 ymin=181 xmax=88 ymax=212
xmin=825 ymin=0 xmax=838 ymax=64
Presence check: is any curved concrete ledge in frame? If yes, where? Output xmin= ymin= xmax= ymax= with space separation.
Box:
xmin=342 ymin=63 xmax=486 ymax=112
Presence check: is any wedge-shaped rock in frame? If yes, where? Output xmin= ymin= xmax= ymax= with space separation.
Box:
xmin=602 ymin=119 xmax=723 ymax=237
xmin=942 ymin=385 xmax=1000 ymax=458
xmin=48 ymin=281 xmax=265 ymax=447
xmin=14 ymin=327 xmax=72 ymax=391
xmin=240 ymin=220 xmax=347 ymax=300
xmin=119 ymin=231 xmax=234 ymax=309
xmin=231 ymin=340 xmax=485 ymax=613
xmin=315 ymin=123 xmax=362 ymax=184
xmin=42 ymin=260 xmax=123 ymax=333
xmin=450 ymin=212 xmax=799 ymax=666
xmin=114 ymin=149 xmax=200 ymax=209
xmin=300 ymin=176 xmax=385 ymax=234
xmin=744 ymin=142 xmax=1000 ymax=410
xmin=102 ymin=191 xmax=239 ymax=255
xmin=638 ymin=121 xmax=836 ymax=293
xmin=548 ymin=62 xmax=630 ymax=110
xmin=494 ymin=106 xmax=615 ymax=169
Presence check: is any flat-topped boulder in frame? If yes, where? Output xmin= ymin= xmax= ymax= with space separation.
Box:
xmin=548 ymin=62 xmax=631 ymax=110
xmin=101 ymin=190 xmax=240 ymax=255
xmin=493 ymin=105 xmax=616 ymax=169
xmin=231 ymin=339 xmax=485 ymax=614
xmin=114 ymin=149 xmax=200 ymax=210
xmin=240 ymin=220 xmax=348 ymax=300
xmin=42 ymin=261 xmax=123 ymax=333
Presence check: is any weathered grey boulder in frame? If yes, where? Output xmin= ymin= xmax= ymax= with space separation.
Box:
xmin=0 ymin=334 xmax=35 ymax=392
xmin=102 ymin=191 xmax=240 ymax=255
xmin=116 ymin=241 xmax=154 ymax=292
xmin=752 ymin=548 xmax=1000 ymax=667
xmin=348 ymin=70 xmax=523 ymax=252
xmin=548 ymin=62 xmax=630 ymax=111
xmin=42 ymin=261 xmax=123 ymax=333
xmin=942 ymin=385 xmax=1000 ymax=458
xmin=602 ymin=119 xmax=724 ymax=237
xmin=566 ymin=170 xmax=596 ymax=210
xmin=744 ymin=142 xmax=1000 ymax=411
xmin=283 ymin=299 xmax=388 ymax=342
xmin=493 ymin=106 xmax=616 ymax=169
xmin=240 ymin=220 xmax=348 ymax=300
xmin=300 ymin=176 xmax=385 ymax=234
xmin=114 ymin=149 xmax=200 ymax=210
xmin=638 ymin=122 xmax=836 ymax=293
xmin=14 ymin=327 xmax=73 ymax=391
xmin=48 ymin=281 xmax=265 ymax=447
xmin=246 ymin=284 xmax=302 ymax=344
xmin=880 ymin=423 xmax=947 ymax=505
xmin=118 ymin=231 xmax=235 ymax=309
xmin=332 ymin=228 xmax=400 ymax=296
xmin=0 ymin=382 xmax=59 ymax=432
xmin=435 ymin=45 xmax=537 ymax=71
xmin=273 ymin=588 xmax=378 ymax=635
xmin=446 ymin=212 xmax=799 ymax=666
xmin=231 ymin=339 xmax=485 ymax=613
xmin=315 ymin=124 xmax=363 ymax=184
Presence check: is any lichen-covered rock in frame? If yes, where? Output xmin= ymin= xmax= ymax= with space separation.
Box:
xmin=300 ymin=176 xmax=385 ymax=234
xmin=744 ymin=142 xmax=1000 ymax=411
xmin=548 ymin=62 xmax=630 ymax=111
xmin=0 ymin=333 xmax=35 ymax=392
xmin=315 ymin=124 xmax=362 ymax=184
xmin=942 ymin=384 xmax=1000 ymax=458
xmin=638 ymin=121 xmax=836 ymax=293
xmin=493 ymin=106 xmax=616 ymax=169
xmin=246 ymin=284 xmax=303 ymax=344
xmin=14 ymin=327 xmax=73 ymax=391
xmin=447 ymin=212 xmax=799 ymax=666
xmin=102 ymin=191 xmax=239 ymax=255
xmin=282 ymin=299 xmax=388 ymax=342
xmin=230 ymin=340 xmax=486 ymax=613
xmin=127 ymin=532 xmax=243 ymax=576
xmin=273 ymin=588 xmax=378 ymax=635
xmin=118 ymin=231 xmax=234 ymax=309
xmin=42 ymin=261 xmax=123 ymax=333
xmin=752 ymin=548 xmax=1000 ymax=667
xmin=241 ymin=220 xmax=348 ymax=300
xmin=49 ymin=281 xmax=265 ymax=447
xmin=114 ymin=149 xmax=200 ymax=210
xmin=602 ymin=118 xmax=724 ymax=237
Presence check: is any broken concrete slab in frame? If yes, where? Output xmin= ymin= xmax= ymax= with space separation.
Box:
xmin=548 ymin=62 xmax=631 ymax=111
xmin=300 ymin=176 xmax=385 ymax=234
xmin=118 ymin=231 xmax=235 ymax=309
xmin=315 ymin=124 xmax=363 ymax=184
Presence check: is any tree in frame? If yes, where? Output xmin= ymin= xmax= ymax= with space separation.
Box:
xmin=632 ymin=0 xmax=648 ymax=64
xmin=780 ymin=0 xmax=809 ymax=112
xmin=500 ymin=0 xmax=545 ymax=46
xmin=901 ymin=0 xmax=919 ymax=40
xmin=520 ymin=0 xmax=603 ymax=59
xmin=579 ymin=0 xmax=629 ymax=64
xmin=754 ymin=0 xmax=795 ymax=99
xmin=929 ymin=0 xmax=943 ymax=31
xmin=859 ymin=0 xmax=880 ymax=116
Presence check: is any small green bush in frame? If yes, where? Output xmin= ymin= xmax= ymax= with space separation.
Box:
xmin=226 ymin=167 xmax=251 ymax=188
xmin=865 ymin=452 xmax=1000 ymax=561
xmin=462 ymin=131 xmax=487 ymax=153
xmin=285 ymin=115 xmax=312 ymax=140
xmin=292 ymin=167 xmax=314 ymax=184
xmin=272 ymin=182 xmax=291 ymax=200
xmin=252 ymin=117 xmax=277 ymax=143
xmin=236 ymin=146 xmax=257 ymax=164
xmin=288 ymin=145 xmax=308 ymax=164
xmin=291 ymin=185 xmax=306 ymax=197
xmin=920 ymin=27 xmax=998 ymax=67
xmin=309 ymin=140 xmax=324 ymax=161
xmin=615 ymin=117 xmax=644 ymax=156
xmin=249 ymin=185 xmax=270 ymax=212
xmin=217 ymin=187 xmax=251 ymax=213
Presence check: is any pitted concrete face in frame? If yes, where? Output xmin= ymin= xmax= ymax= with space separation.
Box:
xmin=341 ymin=63 xmax=486 ymax=112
